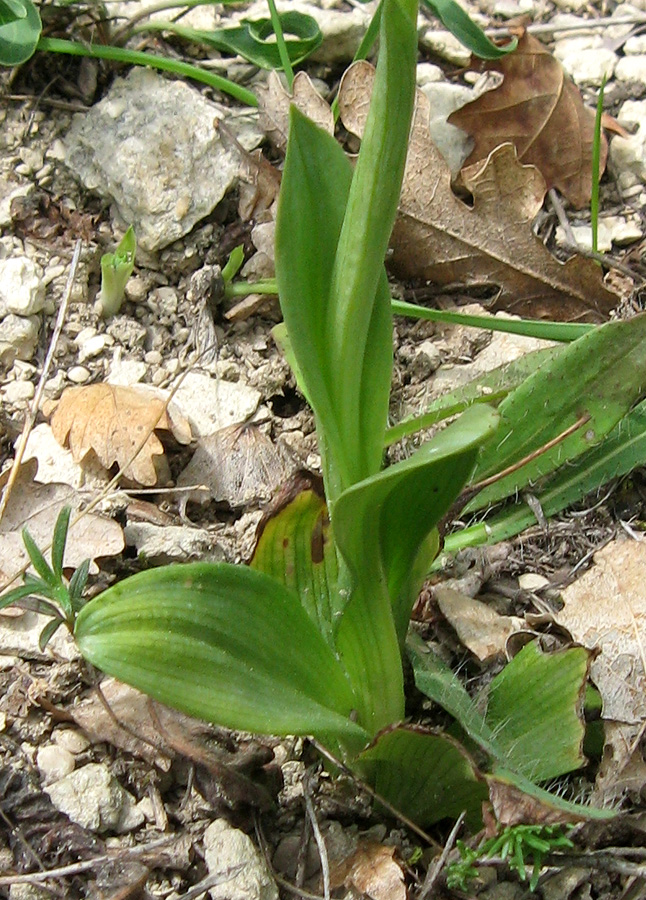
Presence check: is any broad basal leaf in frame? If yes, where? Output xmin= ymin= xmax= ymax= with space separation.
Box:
xmin=75 ymin=563 xmax=368 ymax=751
xmin=0 ymin=0 xmax=40 ymax=66
xmin=358 ymin=724 xmax=488 ymax=829
xmin=339 ymin=62 xmax=618 ymax=322
xmin=449 ymin=31 xmax=606 ymax=208
xmin=484 ymin=642 xmax=589 ymax=782
xmin=250 ymin=470 xmax=339 ymax=644
xmin=467 ymin=313 xmax=646 ymax=511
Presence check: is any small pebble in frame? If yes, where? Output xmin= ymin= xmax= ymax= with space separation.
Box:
xmin=77 ymin=334 xmax=107 ymax=362
xmin=53 ymin=727 xmax=90 ymax=754
xmin=3 ymin=380 xmax=35 ymax=403
xmin=36 ymin=744 xmax=75 ymax=784
xmin=144 ymin=350 xmax=163 ymax=365
xmin=518 ymin=573 xmax=550 ymax=591
xmin=67 ymin=366 xmax=91 ymax=384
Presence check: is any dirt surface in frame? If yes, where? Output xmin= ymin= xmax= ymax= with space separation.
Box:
xmin=2 ymin=1 xmax=646 ymax=899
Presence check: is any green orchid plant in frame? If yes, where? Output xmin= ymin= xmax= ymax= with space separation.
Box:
xmin=5 ymin=0 xmax=633 ymax=837
xmin=67 ymin=0 xmax=501 ymax=814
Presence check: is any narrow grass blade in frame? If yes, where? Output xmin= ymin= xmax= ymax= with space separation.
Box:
xmin=467 ymin=314 xmax=646 ymax=510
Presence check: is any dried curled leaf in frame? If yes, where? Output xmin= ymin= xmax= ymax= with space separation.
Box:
xmin=256 ymin=69 xmax=333 ymax=153
xmin=448 ymin=32 xmax=607 ymax=208
xmin=50 ymin=384 xmax=191 ymax=486
xmin=338 ymin=61 xmax=617 ymax=322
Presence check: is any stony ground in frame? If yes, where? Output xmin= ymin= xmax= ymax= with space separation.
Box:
xmin=1 ymin=1 xmax=646 ymax=898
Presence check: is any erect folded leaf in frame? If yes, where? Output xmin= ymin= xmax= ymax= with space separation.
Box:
xmin=250 ymin=471 xmax=340 ymax=645
xmin=467 ymin=313 xmax=646 ymax=511
xmin=75 ymin=563 xmax=368 ymax=751
xmin=484 ymin=641 xmax=589 ymax=782
xmin=334 ymin=404 xmax=499 ymax=643
xmin=358 ymin=724 xmax=488 ymax=830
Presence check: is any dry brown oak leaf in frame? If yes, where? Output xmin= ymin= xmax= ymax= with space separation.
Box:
xmin=448 ymin=31 xmax=607 ymax=209
xmin=50 ymin=384 xmax=191 ymax=486
xmin=338 ymin=61 xmax=618 ymax=322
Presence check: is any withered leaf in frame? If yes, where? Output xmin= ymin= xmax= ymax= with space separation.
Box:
xmin=338 ymin=61 xmax=618 ymax=322
xmin=329 ymin=841 xmax=407 ymax=900
xmin=50 ymin=384 xmax=191 ymax=487
xmin=448 ymin=32 xmax=607 ymax=208
xmin=256 ymin=69 xmax=334 ymax=154
xmin=0 ymin=460 xmax=124 ymax=585
xmin=176 ymin=422 xmax=295 ymax=508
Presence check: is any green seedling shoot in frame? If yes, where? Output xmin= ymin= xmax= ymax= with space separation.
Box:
xmin=0 ymin=507 xmax=90 ymax=651
xmin=97 ymin=225 xmax=136 ymax=318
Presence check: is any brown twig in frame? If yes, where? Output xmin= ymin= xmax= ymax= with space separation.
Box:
xmin=419 ymin=811 xmax=466 ymax=900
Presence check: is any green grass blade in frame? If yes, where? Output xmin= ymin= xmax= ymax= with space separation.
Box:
xmin=36 ymin=37 xmax=259 ymax=107
xmin=51 ymin=506 xmax=71 ymax=581
xmin=385 ymin=345 xmax=562 ymax=446
xmin=591 ymin=74 xmax=607 ymax=254
xmin=467 ymin=313 xmax=646 ymax=510
xmin=75 ymin=563 xmax=368 ymax=749
xmin=421 ymin=0 xmax=516 ymax=59
xmin=391 ymin=299 xmax=593 ymax=342
xmin=443 ymin=398 xmax=646 ymax=554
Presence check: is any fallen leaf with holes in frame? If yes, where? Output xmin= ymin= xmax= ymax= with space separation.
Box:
xmin=50 ymin=384 xmax=191 ymax=487
xmin=338 ymin=61 xmax=618 ymax=322
xmin=176 ymin=423 xmax=295 ymax=508
xmin=435 ymin=586 xmax=526 ymax=661
xmin=0 ymin=459 xmax=124 ymax=587
xmin=448 ymin=31 xmax=607 ymax=208
xmin=329 ymin=842 xmax=406 ymax=900
xmin=554 ymin=538 xmax=646 ymax=801
xmin=256 ymin=69 xmax=333 ymax=154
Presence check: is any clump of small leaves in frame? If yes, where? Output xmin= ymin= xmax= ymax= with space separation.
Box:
xmin=0 ymin=507 xmax=90 ymax=650
xmin=446 ymin=824 xmax=575 ymax=893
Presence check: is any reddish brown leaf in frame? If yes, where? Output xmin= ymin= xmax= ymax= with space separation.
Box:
xmin=448 ymin=32 xmax=607 ymax=208
xmin=339 ymin=61 xmax=618 ymax=322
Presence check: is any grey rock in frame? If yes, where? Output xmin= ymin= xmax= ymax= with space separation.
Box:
xmin=416 ymin=62 xmax=443 ymax=86
xmin=0 ymin=314 xmax=39 ymax=366
xmin=553 ymin=34 xmax=602 ymax=62
xmin=419 ymin=81 xmax=475 ymax=175
xmin=625 ymin=34 xmax=646 ymax=53
xmin=36 ymin=744 xmax=75 ymax=785
xmin=419 ymin=28 xmax=472 ymax=65
xmin=45 ymin=763 xmax=144 ymax=834
xmin=560 ymin=47 xmax=617 ymax=85
xmin=9 ymin=885 xmax=52 ymax=900
xmin=64 ymin=68 xmax=263 ymax=251
xmin=0 ymin=182 xmax=33 ymax=229
xmin=555 ymin=222 xmax=612 ymax=251
xmin=124 ymin=522 xmax=225 ymax=564
xmin=610 ymin=99 xmax=646 ymax=186
xmin=411 ymin=340 xmax=442 ymax=380
xmin=615 ymin=54 xmax=646 ymax=85
xmin=204 ymin=818 xmax=278 ymax=900
xmin=171 ymin=371 xmax=261 ymax=437
xmin=0 ymin=256 xmax=45 ymax=317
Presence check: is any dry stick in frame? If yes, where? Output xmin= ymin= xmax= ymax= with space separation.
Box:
xmin=173 ymin=866 xmax=246 ymax=900
xmin=308 ymin=739 xmax=441 ymax=851
xmin=486 ymin=13 xmax=646 ymax=38
xmin=549 ymin=189 xmax=645 ymax=284
xmin=419 ymin=811 xmax=466 ymax=900
xmin=0 ymin=836 xmax=185 ymax=887
xmin=0 ymin=240 xmax=82 ymax=525
xmin=303 ymin=774 xmax=331 ymax=900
